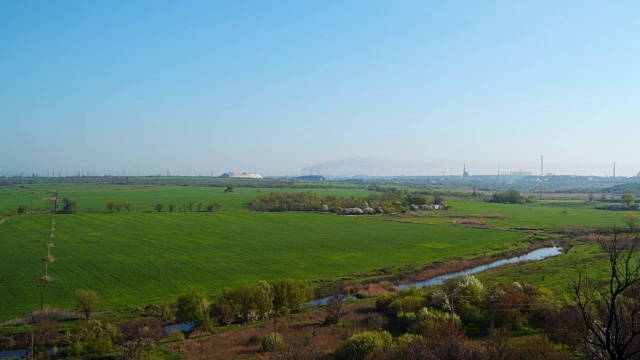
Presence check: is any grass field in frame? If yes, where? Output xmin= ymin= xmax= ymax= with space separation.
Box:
xmin=477 ymin=241 xmax=610 ymax=291
xmin=0 ymin=210 xmax=527 ymax=321
xmin=384 ymin=199 xmax=625 ymax=230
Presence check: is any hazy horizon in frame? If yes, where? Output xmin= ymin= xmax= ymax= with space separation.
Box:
xmin=2 ymin=1 xmax=640 ymax=177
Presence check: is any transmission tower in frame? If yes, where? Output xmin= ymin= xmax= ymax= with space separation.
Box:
xmin=41 ymin=192 xmax=58 ymax=282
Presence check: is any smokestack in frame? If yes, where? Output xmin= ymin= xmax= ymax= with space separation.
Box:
xmin=614 ymin=162 xmax=616 ymax=178
xmin=540 ymin=155 xmax=543 ymax=176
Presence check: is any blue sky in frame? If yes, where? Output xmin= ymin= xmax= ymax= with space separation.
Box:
xmin=1 ymin=1 xmax=639 ymax=176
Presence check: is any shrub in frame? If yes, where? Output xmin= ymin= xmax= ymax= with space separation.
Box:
xmin=270 ymin=279 xmax=313 ymax=314
xmin=335 ymin=331 xmax=393 ymax=360
xmin=120 ymin=317 xmax=163 ymax=341
xmin=388 ymin=296 xmax=427 ymax=316
xmin=261 ymin=333 xmax=285 ymax=352
xmin=165 ymin=330 xmax=185 ymax=340
xmin=17 ymin=205 xmax=26 ymax=214
xmin=223 ymin=284 xmax=272 ymax=323
xmin=64 ymin=319 xmax=116 ymax=357
xmin=118 ymin=338 xmax=156 ymax=360
xmin=367 ymin=312 xmax=388 ymax=331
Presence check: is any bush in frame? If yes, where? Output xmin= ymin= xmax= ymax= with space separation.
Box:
xmin=388 ymin=296 xmax=427 ymax=316
xmin=223 ymin=284 xmax=273 ymax=323
xmin=118 ymin=338 xmax=156 ymax=360
xmin=17 ymin=205 xmax=26 ymax=214
xmin=336 ymin=331 xmax=393 ymax=360
xmin=211 ymin=300 xmax=234 ymax=326
xmin=367 ymin=312 xmax=388 ymax=331
xmin=261 ymin=333 xmax=285 ymax=352
xmin=120 ymin=317 xmax=163 ymax=341
xmin=270 ymin=279 xmax=313 ymax=314
xmin=64 ymin=319 xmax=116 ymax=357
xmin=165 ymin=330 xmax=185 ymax=340
xmin=176 ymin=292 xmax=210 ymax=327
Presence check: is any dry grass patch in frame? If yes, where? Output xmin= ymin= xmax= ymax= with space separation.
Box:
xmin=168 ymin=302 xmax=374 ymax=360
xmin=450 ymin=219 xmax=488 ymax=226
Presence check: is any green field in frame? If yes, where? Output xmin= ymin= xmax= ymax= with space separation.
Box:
xmin=0 ymin=211 xmax=525 ymax=321
xmin=385 ymin=199 xmax=626 ymax=230
xmin=0 ymin=183 xmax=623 ymax=322
xmin=478 ymin=241 xmax=610 ymax=291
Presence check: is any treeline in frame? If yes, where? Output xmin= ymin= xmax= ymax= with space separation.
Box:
xmin=177 ymin=279 xmax=314 ymax=330
xmin=486 ymin=190 xmax=534 ymax=204
xmin=251 ymin=189 xmax=447 ymax=214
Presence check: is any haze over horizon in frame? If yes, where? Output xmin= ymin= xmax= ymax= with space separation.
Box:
xmin=2 ymin=1 xmax=640 ymax=177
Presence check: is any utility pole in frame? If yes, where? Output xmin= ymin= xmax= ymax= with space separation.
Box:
xmin=37 ymin=281 xmax=46 ymax=311
xmin=273 ymin=312 xmax=278 ymax=360
xmin=39 ymin=192 xmax=57 ymax=313
xmin=451 ymin=293 xmax=455 ymax=326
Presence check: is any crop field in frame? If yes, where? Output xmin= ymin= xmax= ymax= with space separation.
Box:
xmin=385 ymin=199 xmax=624 ymax=230
xmin=0 ymin=208 xmax=528 ymax=321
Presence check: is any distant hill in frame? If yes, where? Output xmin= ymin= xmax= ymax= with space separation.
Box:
xmin=603 ymin=182 xmax=640 ymax=194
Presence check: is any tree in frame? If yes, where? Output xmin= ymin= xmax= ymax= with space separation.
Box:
xmin=622 ymin=193 xmax=636 ymax=208
xmin=623 ymin=212 xmax=638 ymax=232
xmin=270 ymin=279 xmax=314 ymax=314
xmin=222 ymin=284 xmax=272 ymax=323
xmin=570 ymin=228 xmax=640 ymax=359
xmin=176 ymin=292 xmax=209 ymax=324
xmin=76 ymin=290 xmax=99 ymax=320
xmin=452 ymin=275 xmax=486 ymax=324
xmin=106 ymin=202 xmax=116 ymax=212
xmin=17 ymin=205 xmax=26 ymax=214
xmin=168 ymin=204 xmax=175 ymax=212
xmin=225 ymin=186 xmax=234 ymax=193
xmin=61 ymin=198 xmax=77 ymax=213
xmin=154 ymin=203 xmax=163 ymax=212
xmin=65 ymin=319 xmax=116 ymax=357
xmin=123 ymin=202 xmax=131 ymax=213
xmin=326 ymin=294 xmax=349 ymax=324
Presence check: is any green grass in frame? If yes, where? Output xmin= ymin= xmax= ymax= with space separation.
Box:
xmin=0 ymin=211 xmax=525 ymax=321
xmin=477 ymin=241 xmax=609 ymax=290
xmin=384 ymin=200 xmax=625 ymax=230
xmin=0 ymin=184 xmax=373 ymax=214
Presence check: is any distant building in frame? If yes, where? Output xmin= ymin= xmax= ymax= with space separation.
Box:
xmin=219 ymin=172 xmax=263 ymax=179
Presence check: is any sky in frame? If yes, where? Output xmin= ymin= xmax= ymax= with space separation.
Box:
xmin=1 ymin=0 xmax=639 ymax=177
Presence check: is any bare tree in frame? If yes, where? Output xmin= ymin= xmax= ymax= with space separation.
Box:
xmin=570 ymin=228 xmax=640 ymax=359
xmin=623 ymin=212 xmax=638 ymax=233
